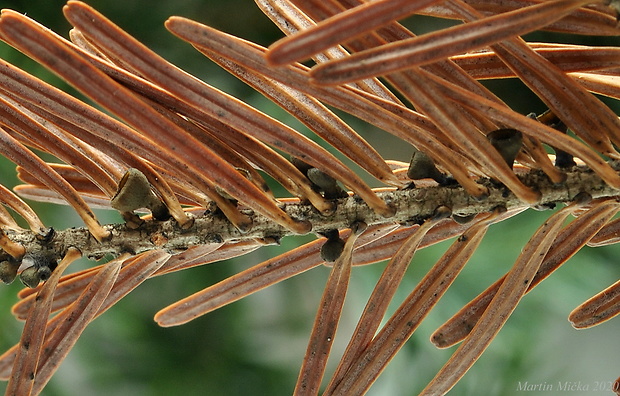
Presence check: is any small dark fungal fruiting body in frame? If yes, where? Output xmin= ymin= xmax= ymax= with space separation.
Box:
xmin=18 ymin=251 xmax=58 ymax=288
xmin=319 ymin=229 xmax=346 ymax=262
xmin=111 ymin=168 xmax=170 ymax=228
xmin=486 ymin=128 xmax=523 ymax=168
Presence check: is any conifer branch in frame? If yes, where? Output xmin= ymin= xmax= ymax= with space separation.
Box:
xmin=1 ymin=1 xmax=620 ymax=394
xmin=3 ymin=163 xmax=619 ymax=264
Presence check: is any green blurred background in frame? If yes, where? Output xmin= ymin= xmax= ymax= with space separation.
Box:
xmin=0 ymin=1 xmax=619 ymax=395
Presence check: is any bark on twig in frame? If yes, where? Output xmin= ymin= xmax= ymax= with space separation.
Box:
xmin=3 ymin=163 xmax=620 ymax=264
